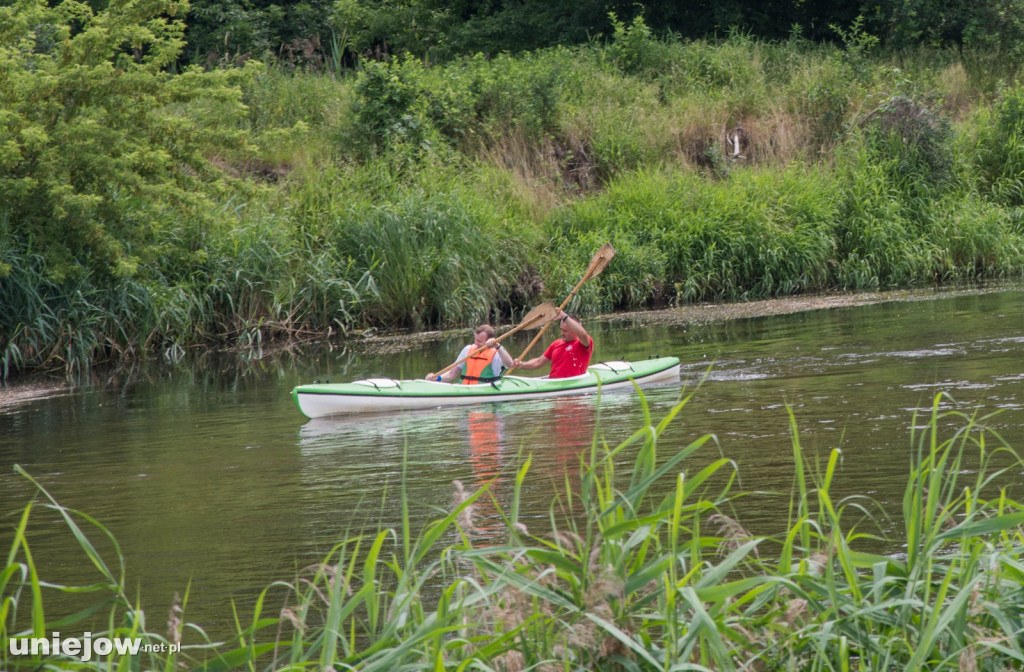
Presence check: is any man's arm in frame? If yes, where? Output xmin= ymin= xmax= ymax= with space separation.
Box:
xmin=428 ymin=345 xmax=470 ymax=382
xmin=513 ymin=354 xmax=550 ymax=370
xmin=562 ymin=315 xmax=591 ymax=348
xmin=487 ymin=339 xmax=515 ymax=370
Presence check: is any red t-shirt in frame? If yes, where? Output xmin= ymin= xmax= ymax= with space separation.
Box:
xmin=543 ymin=337 xmax=593 ymax=378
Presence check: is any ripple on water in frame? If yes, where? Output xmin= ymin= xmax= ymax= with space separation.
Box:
xmin=902 ymin=380 xmax=996 ymax=391
xmin=885 ymin=348 xmax=963 ymax=359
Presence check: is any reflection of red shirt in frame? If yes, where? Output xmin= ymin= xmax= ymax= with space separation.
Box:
xmin=544 ymin=337 xmax=593 ymax=378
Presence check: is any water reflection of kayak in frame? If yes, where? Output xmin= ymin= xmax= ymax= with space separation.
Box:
xmin=291 ymin=356 xmax=681 ymax=418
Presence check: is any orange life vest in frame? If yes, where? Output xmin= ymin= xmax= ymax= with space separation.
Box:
xmin=461 ymin=346 xmax=500 ymax=385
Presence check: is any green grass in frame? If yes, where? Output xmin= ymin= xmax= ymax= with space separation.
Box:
xmin=4 ymin=392 xmax=1024 ymax=670
xmin=5 ymin=27 xmax=1024 ymax=379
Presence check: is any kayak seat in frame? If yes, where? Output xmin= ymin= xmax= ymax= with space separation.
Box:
xmin=352 ymin=378 xmax=403 ymax=390
xmin=590 ymin=361 xmax=635 ymax=373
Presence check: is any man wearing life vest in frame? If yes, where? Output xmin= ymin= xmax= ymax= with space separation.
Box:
xmin=512 ymin=310 xmax=593 ymax=378
xmin=431 ymin=324 xmax=515 ymax=384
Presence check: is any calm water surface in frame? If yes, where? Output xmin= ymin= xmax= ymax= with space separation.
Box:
xmin=2 ymin=287 xmax=1023 ymax=635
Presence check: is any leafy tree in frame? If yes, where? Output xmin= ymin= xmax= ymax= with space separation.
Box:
xmin=332 ymin=0 xmax=448 ymax=59
xmin=0 ymin=0 xmax=250 ymax=282
xmin=183 ymin=0 xmax=338 ymax=67
xmin=439 ymin=0 xmax=616 ymax=54
xmin=325 ymin=0 xmax=1024 ymax=62
xmin=331 ymin=0 xmax=628 ymax=59
xmin=859 ymin=0 xmax=1024 ymax=51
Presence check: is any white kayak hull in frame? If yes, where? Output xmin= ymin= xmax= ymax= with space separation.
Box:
xmin=291 ymin=357 xmax=681 ymax=418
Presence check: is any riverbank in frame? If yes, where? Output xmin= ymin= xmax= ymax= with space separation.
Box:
xmin=0 ymin=379 xmax=71 ymax=411
xmin=595 ymin=281 xmax=1024 ymax=326
xmin=333 ymin=281 xmax=1024 ymax=355
xmin=5 ymin=282 xmax=1020 ymax=408
xmin=5 ymin=14 xmax=1024 ymax=381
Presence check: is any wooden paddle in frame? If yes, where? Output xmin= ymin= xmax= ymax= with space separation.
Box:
xmin=427 ymin=302 xmax=558 ymax=380
xmin=508 ymin=243 xmax=616 ymax=371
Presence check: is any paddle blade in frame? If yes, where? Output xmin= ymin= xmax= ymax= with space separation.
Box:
xmin=581 ymin=243 xmax=616 ymax=282
xmin=518 ymin=301 xmax=558 ymax=330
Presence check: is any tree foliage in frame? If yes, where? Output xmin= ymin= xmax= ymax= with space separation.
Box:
xmin=326 ymin=0 xmax=1024 ymax=62
xmin=0 ymin=0 xmax=250 ymax=282
xmin=131 ymin=0 xmax=1024 ymax=68
xmin=860 ymin=0 xmax=1024 ymax=54
xmin=184 ymin=0 xmax=336 ymax=67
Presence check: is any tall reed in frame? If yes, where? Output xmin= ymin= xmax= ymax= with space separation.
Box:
xmin=4 ymin=392 xmax=1024 ymax=670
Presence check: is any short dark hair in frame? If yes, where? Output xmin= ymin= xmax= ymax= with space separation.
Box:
xmin=475 ymin=324 xmax=496 ymax=338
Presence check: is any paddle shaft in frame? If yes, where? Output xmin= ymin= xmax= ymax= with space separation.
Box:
xmin=509 ymin=244 xmax=614 ymax=370
xmin=509 ymin=281 xmax=586 ymax=368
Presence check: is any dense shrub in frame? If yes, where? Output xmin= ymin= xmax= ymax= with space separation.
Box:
xmin=325 ymin=186 xmax=536 ymax=329
xmin=350 ymin=50 xmax=574 ymax=157
xmin=971 ymin=83 xmax=1024 ymax=206
xmin=3 ymin=6 xmax=1024 ymax=379
xmin=545 ymin=169 xmax=839 ymax=307
xmin=860 ymin=95 xmax=956 ymax=198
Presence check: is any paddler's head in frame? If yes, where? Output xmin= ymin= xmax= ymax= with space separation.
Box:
xmin=474 ymin=324 xmax=495 ymax=346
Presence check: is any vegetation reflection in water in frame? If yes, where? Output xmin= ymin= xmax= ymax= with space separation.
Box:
xmin=4 ymin=389 xmax=1024 ymax=671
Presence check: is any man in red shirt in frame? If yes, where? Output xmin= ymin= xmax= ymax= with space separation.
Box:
xmin=513 ymin=310 xmax=593 ymax=378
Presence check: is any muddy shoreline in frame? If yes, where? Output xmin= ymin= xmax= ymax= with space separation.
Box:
xmin=594 ymin=285 xmax=1018 ymax=326
xmin=3 ymin=283 xmax=1020 ymax=409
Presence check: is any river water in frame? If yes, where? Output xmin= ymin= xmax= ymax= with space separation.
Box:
xmin=1 ymin=286 xmax=1023 ymax=636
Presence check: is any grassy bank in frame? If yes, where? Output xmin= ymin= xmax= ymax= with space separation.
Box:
xmin=3 ymin=393 xmax=1024 ymax=670
xmin=4 ymin=8 xmax=1024 ymax=379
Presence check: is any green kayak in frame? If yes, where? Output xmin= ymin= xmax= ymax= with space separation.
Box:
xmin=291 ymin=356 xmax=681 ymax=418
